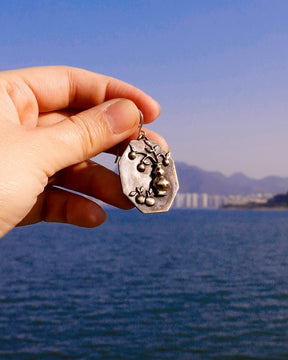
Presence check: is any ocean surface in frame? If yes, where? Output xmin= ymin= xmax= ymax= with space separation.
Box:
xmin=1 ymin=210 xmax=288 ymax=359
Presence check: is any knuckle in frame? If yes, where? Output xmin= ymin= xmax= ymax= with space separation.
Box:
xmin=69 ymin=113 xmax=106 ymax=157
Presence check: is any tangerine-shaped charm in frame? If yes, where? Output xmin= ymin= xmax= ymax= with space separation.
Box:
xmin=128 ymin=151 xmax=137 ymax=160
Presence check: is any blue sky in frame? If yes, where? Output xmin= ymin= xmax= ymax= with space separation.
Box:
xmin=1 ymin=0 xmax=288 ymax=178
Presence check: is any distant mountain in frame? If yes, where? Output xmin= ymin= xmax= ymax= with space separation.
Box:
xmin=176 ymin=162 xmax=288 ymax=195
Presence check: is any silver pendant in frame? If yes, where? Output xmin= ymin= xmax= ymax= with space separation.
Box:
xmin=119 ymin=112 xmax=179 ymax=213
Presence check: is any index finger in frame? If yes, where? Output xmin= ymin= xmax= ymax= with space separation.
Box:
xmin=2 ymin=66 xmax=161 ymax=123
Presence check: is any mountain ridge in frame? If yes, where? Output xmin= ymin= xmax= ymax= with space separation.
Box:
xmin=176 ymin=162 xmax=288 ymax=196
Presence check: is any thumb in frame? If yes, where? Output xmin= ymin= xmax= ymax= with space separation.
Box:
xmin=34 ymin=98 xmax=140 ymax=175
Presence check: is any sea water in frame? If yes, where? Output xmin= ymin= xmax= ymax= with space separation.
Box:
xmin=1 ymin=210 xmax=288 ymax=359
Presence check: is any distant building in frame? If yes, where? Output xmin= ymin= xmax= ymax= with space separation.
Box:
xmin=191 ymin=193 xmax=199 ymax=208
xmin=175 ymin=193 xmax=185 ymax=208
xmin=200 ymin=193 xmax=208 ymax=208
xmin=173 ymin=193 xmax=273 ymax=209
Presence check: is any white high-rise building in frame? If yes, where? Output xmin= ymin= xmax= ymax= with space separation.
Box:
xmin=200 ymin=193 xmax=208 ymax=208
xmin=191 ymin=193 xmax=199 ymax=208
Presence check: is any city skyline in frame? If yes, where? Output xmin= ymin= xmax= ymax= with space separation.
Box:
xmin=1 ymin=1 xmax=288 ymax=178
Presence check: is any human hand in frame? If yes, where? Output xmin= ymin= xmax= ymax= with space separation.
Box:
xmin=0 ymin=66 xmax=166 ymax=237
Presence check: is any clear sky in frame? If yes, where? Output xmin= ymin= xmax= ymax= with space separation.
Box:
xmin=1 ymin=0 xmax=288 ymax=178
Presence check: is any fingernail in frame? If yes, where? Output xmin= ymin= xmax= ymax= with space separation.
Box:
xmin=105 ymin=99 xmax=139 ymax=134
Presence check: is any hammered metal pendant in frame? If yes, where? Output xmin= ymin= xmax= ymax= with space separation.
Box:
xmin=119 ymin=116 xmax=179 ymax=213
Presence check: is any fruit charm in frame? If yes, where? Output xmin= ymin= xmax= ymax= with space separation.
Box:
xmin=118 ymin=113 xmax=179 ymax=213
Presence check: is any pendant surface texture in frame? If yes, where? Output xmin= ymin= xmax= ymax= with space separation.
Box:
xmin=119 ymin=136 xmax=179 ymax=213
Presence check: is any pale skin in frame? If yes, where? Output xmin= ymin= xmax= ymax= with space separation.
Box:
xmin=0 ymin=66 xmax=167 ymax=238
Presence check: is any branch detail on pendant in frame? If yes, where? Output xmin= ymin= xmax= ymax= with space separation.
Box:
xmin=127 ymin=139 xmax=171 ymax=207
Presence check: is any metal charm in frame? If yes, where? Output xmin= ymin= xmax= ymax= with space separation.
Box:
xmin=118 ymin=112 xmax=179 ymax=213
